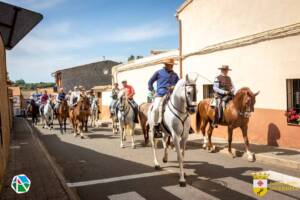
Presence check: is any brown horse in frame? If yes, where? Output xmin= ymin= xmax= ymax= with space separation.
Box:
xmin=195 ymin=87 xmax=259 ymax=161
xmin=138 ymin=102 xmax=151 ymax=145
xmin=69 ymin=96 xmax=90 ymax=138
xmin=56 ymin=99 xmax=69 ymax=134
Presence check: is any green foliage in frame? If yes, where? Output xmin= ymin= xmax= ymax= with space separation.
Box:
xmin=13 ymin=80 xmax=55 ymax=90
xmin=128 ymin=55 xmax=135 ymax=61
xmin=127 ymin=55 xmax=143 ymax=61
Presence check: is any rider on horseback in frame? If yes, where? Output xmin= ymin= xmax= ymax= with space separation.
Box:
xmin=39 ymin=90 xmax=49 ymax=115
xmin=54 ymin=87 xmax=66 ymax=113
xmin=121 ymin=80 xmax=139 ymax=123
xmin=110 ymin=83 xmax=120 ymax=116
xmin=70 ymin=86 xmax=81 ymax=108
xmin=148 ymin=58 xmax=179 ymax=137
xmin=212 ymin=65 xmax=235 ymax=127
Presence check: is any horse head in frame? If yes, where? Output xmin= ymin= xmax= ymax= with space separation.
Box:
xmin=118 ymin=90 xmax=127 ymax=112
xmin=184 ymin=73 xmax=198 ymax=114
xmin=77 ymin=96 xmax=89 ymax=111
xmin=234 ymin=87 xmax=259 ymax=118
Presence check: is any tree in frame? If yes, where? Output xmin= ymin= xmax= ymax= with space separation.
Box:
xmin=15 ymin=79 xmax=26 ymax=85
xmin=136 ymin=55 xmax=143 ymax=59
xmin=128 ymin=55 xmax=135 ymax=61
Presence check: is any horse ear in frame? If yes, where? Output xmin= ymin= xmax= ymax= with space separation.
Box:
xmin=185 ymin=74 xmax=189 ymax=82
xmin=254 ymin=91 xmax=260 ymax=96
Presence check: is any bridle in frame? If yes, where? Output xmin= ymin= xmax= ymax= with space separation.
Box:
xmin=166 ymin=82 xmax=197 ymax=136
xmin=239 ymin=94 xmax=252 ymax=118
xmin=119 ymin=95 xmax=130 ymax=117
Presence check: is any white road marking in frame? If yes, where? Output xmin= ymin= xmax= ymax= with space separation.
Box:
xmin=10 ymin=145 xmax=20 ymax=149
xmin=108 ymin=191 xmax=146 ymax=200
xmin=265 ymin=170 xmax=300 ymax=188
xmin=163 ymin=184 xmax=220 ymax=200
xmin=67 ymin=170 xmax=174 ymax=187
xmin=19 ymin=142 xmax=28 ymax=145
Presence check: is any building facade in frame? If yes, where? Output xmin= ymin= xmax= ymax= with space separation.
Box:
xmin=53 ymin=60 xmax=119 ymax=92
xmin=8 ymin=87 xmax=23 ymax=116
xmin=177 ymin=0 xmax=300 ymax=149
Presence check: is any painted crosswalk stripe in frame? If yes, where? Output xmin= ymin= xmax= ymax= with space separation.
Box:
xmin=108 ymin=191 xmax=146 ymax=200
xmin=163 ymin=184 xmax=220 ymax=200
xmin=67 ymin=170 xmax=174 ymax=187
xmin=265 ymin=170 xmax=300 ymax=188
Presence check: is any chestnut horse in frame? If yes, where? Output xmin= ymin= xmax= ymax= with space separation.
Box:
xmin=195 ymin=87 xmax=259 ymax=161
xmin=69 ymin=96 xmax=90 ymax=138
xmin=57 ymin=99 xmax=69 ymax=134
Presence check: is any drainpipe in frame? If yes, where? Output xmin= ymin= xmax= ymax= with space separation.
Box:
xmin=178 ymin=18 xmax=183 ymax=79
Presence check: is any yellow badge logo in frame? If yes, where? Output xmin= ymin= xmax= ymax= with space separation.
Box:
xmin=252 ymin=172 xmax=269 ymax=197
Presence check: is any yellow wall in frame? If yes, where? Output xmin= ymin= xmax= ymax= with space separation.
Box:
xmin=0 ymin=35 xmax=11 ymax=191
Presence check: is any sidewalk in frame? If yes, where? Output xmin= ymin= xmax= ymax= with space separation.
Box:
xmin=188 ymin=134 xmax=300 ymax=170
xmin=0 ymin=118 xmax=77 ymax=200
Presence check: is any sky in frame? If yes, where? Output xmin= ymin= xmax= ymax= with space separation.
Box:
xmin=3 ymin=0 xmax=183 ymax=82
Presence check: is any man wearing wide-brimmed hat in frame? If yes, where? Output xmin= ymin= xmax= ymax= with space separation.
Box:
xmin=212 ymin=65 xmax=235 ymax=127
xmin=148 ymin=58 xmax=179 ymax=137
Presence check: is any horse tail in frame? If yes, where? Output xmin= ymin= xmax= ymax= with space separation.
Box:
xmin=196 ymin=102 xmax=201 ymax=133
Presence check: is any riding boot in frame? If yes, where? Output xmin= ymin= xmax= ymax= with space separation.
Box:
xmin=154 ymin=124 xmax=162 ymax=138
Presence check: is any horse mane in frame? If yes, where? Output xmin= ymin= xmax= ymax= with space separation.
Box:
xmin=236 ymin=87 xmax=255 ymax=97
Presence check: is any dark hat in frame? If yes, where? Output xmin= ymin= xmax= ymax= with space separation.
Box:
xmin=218 ymin=65 xmax=232 ymax=71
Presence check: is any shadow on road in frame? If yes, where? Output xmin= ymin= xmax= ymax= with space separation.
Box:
xmin=29 ymin=123 xmax=267 ymax=200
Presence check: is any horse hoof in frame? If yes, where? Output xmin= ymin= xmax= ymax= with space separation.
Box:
xmin=179 ymin=181 xmax=186 ymax=187
xmin=228 ymin=152 xmax=236 ymax=158
xmin=132 ymin=145 xmax=136 ymax=149
xmin=154 ymin=165 xmax=161 ymax=170
xmin=120 ymin=144 xmax=125 ymax=148
xmin=247 ymin=154 xmax=255 ymax=162
xmin=162 ymin=157 xmax=168 ymax=163
xmin=184 ymin=173 xmax=187 ymax=178
xmin=81 ymin=136 xmax=85 ymax=139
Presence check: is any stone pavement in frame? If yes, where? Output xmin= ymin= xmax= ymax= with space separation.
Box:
xmin=0 ymin=118 xmax=72 ymax=200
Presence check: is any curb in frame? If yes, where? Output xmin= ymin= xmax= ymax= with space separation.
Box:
xmin=24 ymin=119 xmax=81 ymax=200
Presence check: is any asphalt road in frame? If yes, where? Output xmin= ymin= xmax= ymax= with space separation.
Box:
xmin=32 ymin=121 xmax=300 ymax=200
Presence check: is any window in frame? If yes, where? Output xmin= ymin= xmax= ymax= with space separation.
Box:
xmin=203 ymin=84 xmax=214 ymax=99
xmin=286 ymin=79 xmax=300 ymax=125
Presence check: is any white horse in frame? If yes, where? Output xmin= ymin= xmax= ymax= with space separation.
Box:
xmin=148 ymin=73 xmax=198 ymax=187
xmin=117 ymin=90 xmax=136 ymax=149
xmin=90 ymin=98 xmax=99 ymax=127
xmin=41 ymin=99 xmax=54 ymax=129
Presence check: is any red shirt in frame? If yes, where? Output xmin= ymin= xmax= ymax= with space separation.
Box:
xmin=123 ymin=85 xmax=135 ymax=99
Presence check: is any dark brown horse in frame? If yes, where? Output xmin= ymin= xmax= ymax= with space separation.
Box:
xmin=69 ymin=96 xmax=90 ymax=138
xmin=195 ymin=87 xmax=259 ymax=161
xmin=56 ymin=99 xmax=69 ymax=134
xmin=138 ymin=102 xmax=151 ymax=145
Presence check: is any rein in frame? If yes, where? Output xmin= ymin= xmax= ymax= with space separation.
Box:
xmin=166 ymin=83 xmax=196 ymax=136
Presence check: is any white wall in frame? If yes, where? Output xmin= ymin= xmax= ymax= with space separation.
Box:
xmin=178 ymin=0 xmax=300 ymax=54
xmin=102 ymin=91 xmax=111 ymax=106
xmin=179 ymin=0 xmax=300 ymax=110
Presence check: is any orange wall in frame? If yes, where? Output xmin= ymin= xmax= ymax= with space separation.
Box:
xmin=191 ymin=108 xmax=300 ymax=149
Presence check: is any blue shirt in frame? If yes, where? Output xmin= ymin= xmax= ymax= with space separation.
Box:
xmin=148 ymin=68 xmax=179 ymax=97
